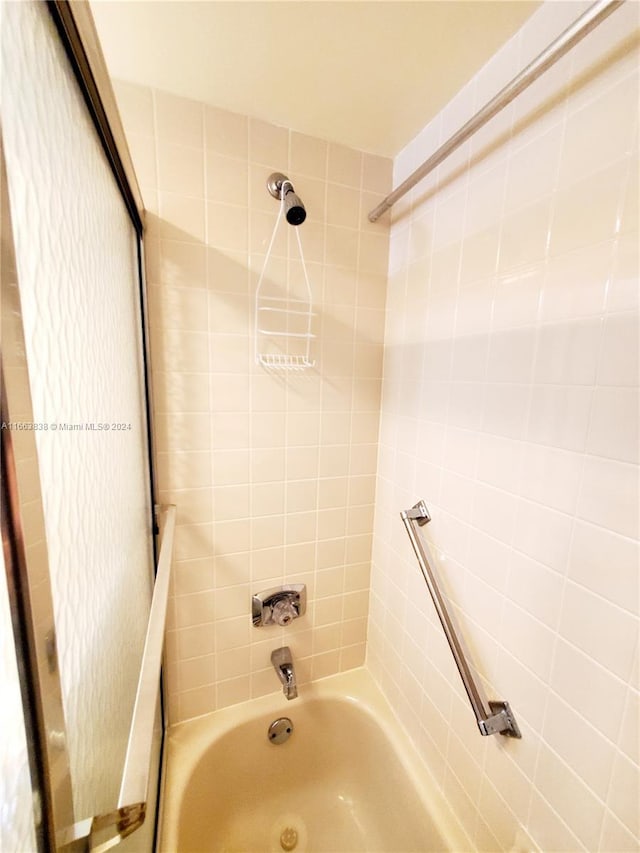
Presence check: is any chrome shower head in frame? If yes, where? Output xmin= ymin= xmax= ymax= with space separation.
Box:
xmin=266 ymin=172 xmax=307 ymax=226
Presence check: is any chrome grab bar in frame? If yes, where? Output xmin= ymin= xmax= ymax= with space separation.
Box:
xmin=58 ymin=504 xmax=176 ymax=851
xmin=401 ymin=501 xmax=521 ymax=738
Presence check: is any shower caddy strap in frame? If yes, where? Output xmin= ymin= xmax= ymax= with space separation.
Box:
xmin=401 ymin=500 xmax=521 ymax=738
xmin=58 ymin=504 xmax=177 ymax=851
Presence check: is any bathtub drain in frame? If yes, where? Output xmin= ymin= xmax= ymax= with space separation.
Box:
xmin=279 ymin=827 xmax=298 ymax=851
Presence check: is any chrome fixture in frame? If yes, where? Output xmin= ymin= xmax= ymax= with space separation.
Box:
xmin=401 ymin=501 xmax=521 ymax=739
xmin=253 ymin=584 xmax=306 ymax=627
xmin=267 ymin=717 xmax=294 ymax=745
xmin=271 ymin=646 xmax=297 ymax=700
xmin=369 ymin=0 xmax=623 ymax=221
xmin=267 ymin=172 xmax=306 ymax=225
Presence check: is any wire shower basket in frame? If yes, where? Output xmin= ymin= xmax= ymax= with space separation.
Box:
xmin=254 ymin=175 xmax=315 ymax=371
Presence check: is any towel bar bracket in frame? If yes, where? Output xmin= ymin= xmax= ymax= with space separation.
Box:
xmin=400 ymin=500 xmax=431 ymax=526
xmin=480 ymin=701 xmax=522 ymax=738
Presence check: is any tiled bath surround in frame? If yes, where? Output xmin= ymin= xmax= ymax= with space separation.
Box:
xmin=113 ymin=82 xmax=392 ymax=723
xmin=368 ymin=3 xmax=639 ymax=852
xmin=113 ymin=3 xmax=638 ymax=849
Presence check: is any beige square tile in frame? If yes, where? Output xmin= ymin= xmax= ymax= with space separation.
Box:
xmin=179 ymin=685 xmax=215 ymax=722
xmin=154 ymin=370 xmax=210 ymax=415
xmin=156 ymin=411 xmax=211 ymax=453
xmin=206 ymin=151 xmax=249 ymax=205
xmin=251 ymin=448 xmax=285 ymax=483
xmin=215 ymin=552 xmax=250 ymax=588
xmin=568 ymin=520 xmax=638 ymax=613
xmin=577 ymin=456 xmax=639 ymax=539
xmin=212 ymin=412 xmax=250 ymax=449
xmin=311 ymin=650 xmax=340 ymax=680
xmin=209 ymin=333 xmax=250 ymax=373
xmin=324 ymin=266 xmax=357 ymax=307
xmin=175 ymin=590 xmax=215 ymax=628
xmin=217 ymin=646 xmax=251 ymax=682
xmin=172 ymin=558 xmax=214 ymax=597
xmin=217 ymin=675 xmax=250 ymax=708
xmin=328 ymin=143 xmax=362 ymax=187
xmin=208 ymin=292 xmax=251 ymax=335
xmin=586 ymin=387 xmax=639 ymax=464
xmin=291 ymin=132 xmax=327 ymax=180
xmin=205 ymin=105 xmax=248 ymax=159
xmin=327 ymin=183 xmax=361 ymax=229
xmin=285 ymin=447 xmax=319 ymax=480
xmin=213 ymin=484 xmax=250 ymax=521
xmin=252 ymin=515 xmax=284 ymax=549
xmin=313 ymin=624 xmax=341 ymax=654
xmin=597 ymin=312 xmax=639 ymax=387
xmin=157 ymin=451 xmax=212 ymax=490
xmin=215 ymin=616 xmax=250 ymax=651
xmin=155 ymin=90 xmax=203 ymax=148
xmin=174 ymin=524 xmax=214 ymax=562
xmin=160 ymin=240 xmax=207 ymax=289
xmin=207 ymin=203 xmax=248 ymax=251
xmin=317 ymin=507 xmax=347 ymax=541
xmin=550 ymin=160 xmax=627 ymax=256
xmin=251 ymin=546 xmax=285 ymax=582
xmin=325 ymin=225 xmax=359 ymax=269
xmin=213 ymin=449 xmax=249 ymax=486
xmin=340 ymin=642 xmax=366 ymax=670
xmin=362 ymin=153 xmax=392 ymax=194
xmin=318 ymin=477 xmax=348 ymax=509
xmin=285 ymin=511 xmax=317 ymax=545
xmin=210 ymin=374 xmax=250 ymax=412
xmin=252 ymin=482 xmax=285 ymax=517
xmin=207 ymin=249 xmax=250 ymax=294
xmin=249 ymin=118 xmax=289 ymax=167
xmin=157 ymin=142 xmax=204 ymax=196
xmin=286 ymin=480 xmax=317 ymax=513
xmin=214 ymin=584 xmax=250 ymax=620
xmin=158 ymin=192 xmax=206 ymax=243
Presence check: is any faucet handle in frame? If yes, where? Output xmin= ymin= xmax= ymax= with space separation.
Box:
xmin=253 ymin=585 xmax=306 ymax=627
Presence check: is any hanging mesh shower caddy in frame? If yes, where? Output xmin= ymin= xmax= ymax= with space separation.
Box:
xmin=254 ymin=173 xmax=315 ymax=371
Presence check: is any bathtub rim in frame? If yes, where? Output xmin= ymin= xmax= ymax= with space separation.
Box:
xmin=158 ymin=666 xmax=472 ymax=852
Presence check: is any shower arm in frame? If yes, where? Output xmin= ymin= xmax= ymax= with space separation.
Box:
xmin=401 ymin=501 xmax=521 ymax=738
xmin=57 ymin=504 xmax=177 ymax=852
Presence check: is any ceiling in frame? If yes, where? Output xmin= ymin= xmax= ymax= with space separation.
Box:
xmin=90 ymin=1 xmax=540 ymax=157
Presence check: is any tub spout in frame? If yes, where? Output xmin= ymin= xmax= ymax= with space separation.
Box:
xmin=271 ymin=646 xmax=297 ymax=700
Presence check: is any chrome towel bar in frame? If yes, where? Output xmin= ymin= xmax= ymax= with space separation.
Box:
xmin=401 ymin=500 xmax=521 ymax=738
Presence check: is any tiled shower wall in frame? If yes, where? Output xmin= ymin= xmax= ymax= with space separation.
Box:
xmin=113 ymin=81 xmax=392 ymax=722
xmin=368 ymin=3 xmax=638 ymax=852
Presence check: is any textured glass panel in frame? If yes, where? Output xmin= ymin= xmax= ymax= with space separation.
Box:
xmin=0 ymin=550 xmax=37 ymax=853
xmin=1 ymin=0 xmax=153 ymax=822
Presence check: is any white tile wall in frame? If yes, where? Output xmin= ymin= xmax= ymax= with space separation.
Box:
xmin=114 ymin=81 xmax=392 ymax=723
xmin=369 ymin=3 xmax=639 ymax=851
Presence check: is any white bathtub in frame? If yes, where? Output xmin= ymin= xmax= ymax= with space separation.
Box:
xmin=159 ymin=668 xmax=467 ymax=852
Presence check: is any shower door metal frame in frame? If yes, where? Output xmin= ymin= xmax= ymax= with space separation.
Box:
xmin=0 ymin=133 xmax=74 ymax=853
xmin=2 ymin=0 xmax=163 ymax=849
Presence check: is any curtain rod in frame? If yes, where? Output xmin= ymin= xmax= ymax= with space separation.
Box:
xmin=368 ymin=0 xmax=624 ymax=223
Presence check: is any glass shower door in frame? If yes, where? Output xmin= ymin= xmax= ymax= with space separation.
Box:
xmin=1 ymin=1 xmax=159 ymax=848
